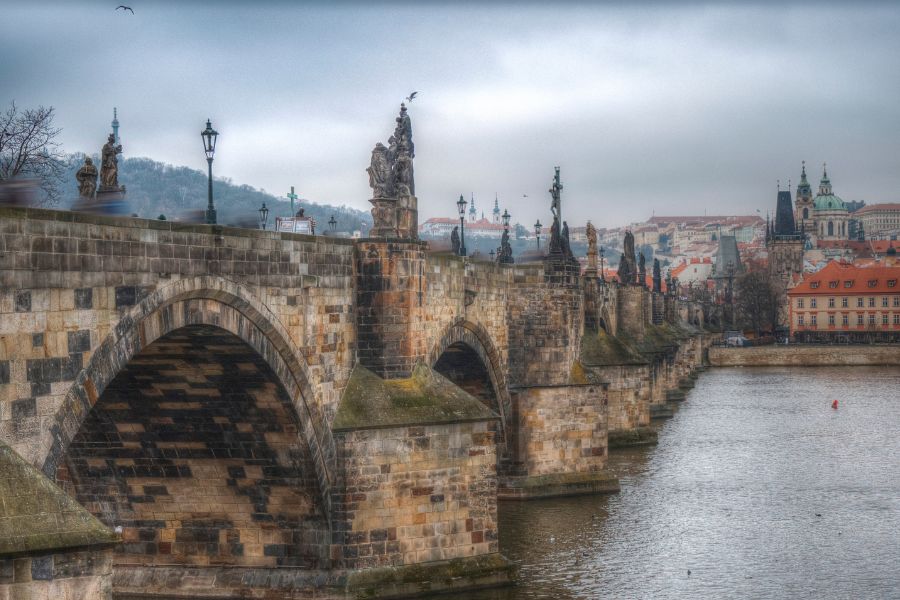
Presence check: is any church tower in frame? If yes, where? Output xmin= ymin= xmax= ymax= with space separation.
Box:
xmin=468 ymin=193 xmax=477 ymax=223
xmin=767 ymin=186 xmax=805 ymax=327
xmin=493 ymin=194 xmax=501 ymax=224
xmin=795 ymin=161 xmax=814 ymax=233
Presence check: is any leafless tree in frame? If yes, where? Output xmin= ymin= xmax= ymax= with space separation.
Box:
xmin=0 ymin=101 xmax=66 ymax=206
xmin=735 ymin=270 xmax=784 ymax=336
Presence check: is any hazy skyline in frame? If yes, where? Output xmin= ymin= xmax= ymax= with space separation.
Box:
xmin=4 ymin=2 xmax=900 ymax=229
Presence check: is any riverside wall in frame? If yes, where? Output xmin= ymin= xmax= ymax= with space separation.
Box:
xmin=709 ymin=345 xmax=900 ymax=367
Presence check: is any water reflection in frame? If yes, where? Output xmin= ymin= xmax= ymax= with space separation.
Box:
xmin=451 ymin=367 xmax=900 ymax=600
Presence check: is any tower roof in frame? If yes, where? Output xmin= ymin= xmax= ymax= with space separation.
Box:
xmin=797 ymin=160 xmax=811 ymax=195
xmin=774 ymin=190 xmax=797 ymax=236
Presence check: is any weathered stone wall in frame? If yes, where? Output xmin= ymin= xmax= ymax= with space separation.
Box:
xmin=511 ymin=385 xmax=608 ymax=477
xmin=507 ymin=268 xmax=583 ymax=388
xmin=0 ymin=547 xmax=113 ymax=600
xmin=0 ymin=208 xmax=355 ymax=493
xmin=332 ymin=421 xmax=498 ymax=569
xmin=616 ymin=286 xmax=646 ymax=339
xmin=59 ymin=326 xmax=329 ymax=570
xmin=709 ymin=345 xmax=900 ymax=367
xmin=594 ymin=364 xmax=651 ymax=433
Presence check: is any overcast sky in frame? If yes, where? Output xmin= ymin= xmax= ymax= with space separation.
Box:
xmin=4 ymin=2 xmax=900 ymax=228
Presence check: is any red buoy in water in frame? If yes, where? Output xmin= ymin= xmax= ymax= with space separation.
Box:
xmin=832 ymin=399 xmax=839 ymax=409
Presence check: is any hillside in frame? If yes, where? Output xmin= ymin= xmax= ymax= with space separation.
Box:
xmin=61 ymin=154 xmax=372 ymax=233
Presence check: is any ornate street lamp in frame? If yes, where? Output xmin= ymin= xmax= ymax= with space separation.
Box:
xmin=329 ymin=215 xmax=337 ymax=232
xmin=489 ymin=249 xmax=496 ymax=261
xmin=456 ymin=194 xmax=468 ymax=257
xmin=258 ymin=202 xmax=269 ymax=230
xmin=201 ymin=119 xmax=219 ymax=224
xmin=502 ymin=209 xmax=511 ymax=229
xmin=534 ymin=219 xmax=542 ymax=249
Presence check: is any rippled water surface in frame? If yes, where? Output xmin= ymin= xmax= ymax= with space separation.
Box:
xmin=453 ymin=366 xmax=900 ymax=600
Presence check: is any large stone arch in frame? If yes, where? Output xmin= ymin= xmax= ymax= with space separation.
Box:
xmin=41 ymin=276 xmax=335 ymax=520
xmin=427 ymin=319 xmax=510 ymax=453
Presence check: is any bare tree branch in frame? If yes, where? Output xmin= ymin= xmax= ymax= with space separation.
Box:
xmin=0 ymin=101 xmax=65 ymax=206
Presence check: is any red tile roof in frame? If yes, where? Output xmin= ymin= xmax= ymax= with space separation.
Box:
xmin=853 ymin=203 xmax=900 ymax=215
xmin=788 ymin=260 xmax=900 ymax=295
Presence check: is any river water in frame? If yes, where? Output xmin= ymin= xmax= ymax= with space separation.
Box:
xmin=456 ymin=366 xmax=900 ymax=600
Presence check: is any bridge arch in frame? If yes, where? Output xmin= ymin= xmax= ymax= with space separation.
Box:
xmin=42 ymin=276 xmax=335 ymax=522
xmin=428 ymin=320 xmax=510 ymax=456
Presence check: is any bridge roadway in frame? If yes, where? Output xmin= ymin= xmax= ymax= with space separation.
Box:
xmin=0 ymin=206 xmax=711 ymax=599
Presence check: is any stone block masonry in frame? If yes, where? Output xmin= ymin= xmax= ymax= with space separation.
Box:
xmin=332 ymin=420 xmax=499 ymax=569
xmin=708 ymin=344 xmax=900 ymax=367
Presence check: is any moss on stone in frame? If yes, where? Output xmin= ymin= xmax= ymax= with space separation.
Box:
xmin=333 ymin=363 xmax=497 ymax=431
xmin=579 ymin=329 xmax=647 ymax=367
xmin=0 ymin=441 xmax=119 ymax=557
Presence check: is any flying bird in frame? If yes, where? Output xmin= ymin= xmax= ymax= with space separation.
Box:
xmin=116 ymin=5 xmax=134 ymax=13
xmin=405 ymin=91 xmax=418 ymax=103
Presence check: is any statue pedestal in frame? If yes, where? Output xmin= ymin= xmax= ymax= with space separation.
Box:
xmin=396 ymin=194 xmax=418 ymax=239
xmin=368 ymin=197 xmax=398 ymax=238
xmin=92 ymin=185 xmax=129 ymax=216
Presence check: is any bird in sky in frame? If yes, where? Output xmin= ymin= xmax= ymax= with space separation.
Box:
xmin=405 ymin=91 xmax=418 ymax=103
xmin=116 ymin=5 xmax=134 ymax=14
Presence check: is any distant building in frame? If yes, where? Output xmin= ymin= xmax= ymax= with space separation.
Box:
xmin=420 ymin=216 xmax=506 ymax=239
xmin=854 ymin=203 xmax=900 ymax=238
xmin=711 ymin=234 xmax=743 ymax=285
xmin=788 ymin=258 xmax=900 ymax=342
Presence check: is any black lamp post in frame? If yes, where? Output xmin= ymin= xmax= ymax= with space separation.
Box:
xmin=502 ymin=209 xmax=511 ymax=229
xmin=599 ymin=246 xmax=605 ymax=281
xmin=201 ymin=119 xmax=219 ymax=225
xmin=329 ymin=215 xmax=337 ymax=232
xmin=489 ymin=249 xmax=496 ymax=261
xmin=456 ymin=194 xmax=467 ymax=257
xmin=258 ymin=202 xmax=269 ymax=230
xmin=534 ymin=219 xmax=542 ymax=249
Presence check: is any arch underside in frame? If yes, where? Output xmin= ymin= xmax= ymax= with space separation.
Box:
xmin=429 ymin=321 xmax=510 ymax=458
xmin=59 ymin=325 xmax=329 ymax=568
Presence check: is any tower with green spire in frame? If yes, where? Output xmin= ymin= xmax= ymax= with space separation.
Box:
xmin=795 ymin=161 xmax=814 ymax=233
xmin=493 ymin=193 xmax=500 ymax=224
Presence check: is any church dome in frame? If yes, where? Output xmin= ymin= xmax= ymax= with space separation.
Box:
xmin=813 ymin=193 xmax=846 ymax=211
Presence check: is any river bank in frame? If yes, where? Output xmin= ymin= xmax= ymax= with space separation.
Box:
xmin=708 ymin=344 xmax=900 ymax=367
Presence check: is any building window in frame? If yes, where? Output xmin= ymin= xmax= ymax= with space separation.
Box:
xmin=883 ymin=314 xmax=889 ymax=325
xmin=798 ymin=315 xmax=804 ymax=326
xmin=828 ymin=298 xmax=835 ymax=308
xmin=829 ymin=315 xmax=835 ymax=326
xmin=811 ymin=315 xmax=817 ymax=326
xmin=868 ymin=280 xmax=878 ymax=288
xmin=889 ymin=279 xmax=897 ymax=288
xmin=829 ymin=281 xmax=838 ymax=289
xmin=883 ymin=297 xmax=889 ymax=307
xmin=869 ymin=297 xmax=876 ymax=308
xmin=811 ymin=281 xmax=820 ymax=289
xmin=869 ymin=315 xmax=876 ymax=325
xmin=857 ymin=315 xmax=864 ymax=325
xmin=844 ymin=280 xmax=854 ymax=288
xmin=797 ymin=298 xmax=804 ymax=308
xmin=841 ymin=297 xmax=848 ymax=308
xmin=811 ymin=298 xmax=817 ymax=308
xmin=858 ymin=297 xmax=864 ymax=308
xmin=842 ymin=314 xmax=849 ymax=326
xmin=894 ymin=314 xmax=899 ymax=325
xmin=894 ymin=297 xmax=899 ymax=307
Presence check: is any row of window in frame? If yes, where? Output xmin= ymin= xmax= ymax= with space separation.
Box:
xmin=797 ymin=297 xmax=900 ymax=309
xmin=798 ymin=314 xmax=900 ymax=326
xmin=809 ymin=280 xmax=898 ymax=289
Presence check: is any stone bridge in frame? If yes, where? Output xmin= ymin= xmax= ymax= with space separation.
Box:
xmin=0 ymin=106 xmax=718 ymax=600
xmin=0 ymin=206 xmax=714 ymax=598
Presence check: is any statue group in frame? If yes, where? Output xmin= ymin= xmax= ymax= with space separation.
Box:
xmin=367 ymin=104 xmax=416 ymax=237
xmin=76 ymin=133 xmax=124 ymax=203
xmin=546 ymin=167 xmax=576 ymax=265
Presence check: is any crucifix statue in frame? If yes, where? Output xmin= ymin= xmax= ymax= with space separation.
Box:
xmin=286 ymin=186 xmax=298 ymax=216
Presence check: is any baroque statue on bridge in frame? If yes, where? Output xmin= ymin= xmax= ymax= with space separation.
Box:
xmin=451 ymin=226 xmax=460 ymax=254
xmin=638 ymin=252 xmax=646 ymax=287
xmin=367 ymin=104 xmax=418 ymax=238
xmin=498 ymin=226 xmax=514 ymax=264
xmin=75 ymin=156 xmax=98 ymax=199
xmin=652 ymin=258 xmax=662 ymax=293
xmin=100 ymin=133 xmax=123 ymax=190
xmin=585 ymin=221 xmax=598 ymax=274
xmin=618 ymin=230 xmax=637 ymax=285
